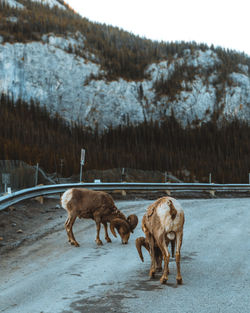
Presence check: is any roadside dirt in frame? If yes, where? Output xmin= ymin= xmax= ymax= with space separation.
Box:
xmin=0 ymin=196 xmax=65 ymax=255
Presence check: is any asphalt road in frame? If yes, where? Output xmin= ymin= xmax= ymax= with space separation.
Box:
xmin=1 ymin=198 xmax=250 ymax=313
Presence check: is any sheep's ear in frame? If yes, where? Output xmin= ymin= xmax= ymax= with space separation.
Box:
xmin=127 ymin=214 xmax=138 ymax=232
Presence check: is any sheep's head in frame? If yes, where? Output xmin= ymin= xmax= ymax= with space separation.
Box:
xmin=110 ymin=214 xmax=138 ymax=244
xmin=135 ymin=236 xmax=149 ymax=262
xmin=135 ymin=236 xmax=163 ymax=271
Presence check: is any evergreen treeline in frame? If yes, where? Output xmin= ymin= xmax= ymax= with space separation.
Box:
xmin=1 ymin=94 xmax=250 ymax=183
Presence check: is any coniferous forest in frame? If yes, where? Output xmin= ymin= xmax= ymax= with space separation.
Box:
xmin=1 ymin=94 xmax=250 ymax=184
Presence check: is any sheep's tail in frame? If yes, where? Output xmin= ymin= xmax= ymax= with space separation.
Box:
xmin=169 ymin=199 xmax=177 ymax=220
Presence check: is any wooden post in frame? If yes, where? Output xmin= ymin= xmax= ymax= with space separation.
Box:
xmin=165 ymin=190 xmax=171 ymax=196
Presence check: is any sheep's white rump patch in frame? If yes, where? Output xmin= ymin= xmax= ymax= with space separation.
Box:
xmin=156 ymin=197 xmax=184 ymax=232
xmin=61 ymin=189 xmax=73 ymax=210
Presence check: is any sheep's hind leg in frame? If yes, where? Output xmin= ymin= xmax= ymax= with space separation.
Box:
xmin=65 ymin=214 xmax=79 ymax=247
xmin=155 ymin=247 xmax=163 ymax=272
xmin=158 ymin=239 xmax=170 ymax=284
xmin=148 ymin=235 xmax=156 ymax=278
xmin=103 ymin=222 xmax=112 ymax=243
xmin=175 ymin=232 xmax=183 ymax=284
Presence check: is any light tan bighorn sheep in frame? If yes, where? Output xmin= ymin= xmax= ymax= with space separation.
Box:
xmin=136 ymin=196 xmax=185 ymax=284
xmin=61 ymin=188 xmax=138 ymax=246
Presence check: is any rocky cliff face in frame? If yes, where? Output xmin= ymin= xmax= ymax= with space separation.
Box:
xmin=1 ymin=0 xmax=250 ymax=131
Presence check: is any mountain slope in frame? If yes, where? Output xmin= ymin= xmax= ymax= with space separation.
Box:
xmin=0 ymin=0 xmax=250 ymax=131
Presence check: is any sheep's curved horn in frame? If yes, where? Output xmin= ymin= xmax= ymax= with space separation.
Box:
xmin=127 ymin=214 xmax=138 ymax=233
xmin=135 ymin=237 xmax=150 ymax=262
xmin=110 ymin=218 xmax=130 ymax=237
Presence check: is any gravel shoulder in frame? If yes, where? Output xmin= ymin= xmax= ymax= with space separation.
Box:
xmin=0 ymin=196 xmax=65 ymax=255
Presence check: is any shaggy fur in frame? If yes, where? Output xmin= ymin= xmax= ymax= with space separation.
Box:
xmin=61 ymin=188 xmax=138 ymax=246
xmin=136 ymin=196 xmax=185 ymax=284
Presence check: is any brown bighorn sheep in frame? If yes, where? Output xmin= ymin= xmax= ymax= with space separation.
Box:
xmin=61 ymin=188 xmax=138 ymax=246
xmin=136 ymin=197 xmax=185 ymax=284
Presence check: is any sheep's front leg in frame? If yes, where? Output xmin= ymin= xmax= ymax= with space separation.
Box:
xmin=95 ymin=220 xmax=103 ymax=245
xmin=175 ymin=231 xmax=183 ymax=284
xmin=93 ymin=212 xmax=103 ymax=245
xmin=103 ymin=222 xmax=112 ymax=243
xmin=65 ymin=214 xmax=79 ymax=247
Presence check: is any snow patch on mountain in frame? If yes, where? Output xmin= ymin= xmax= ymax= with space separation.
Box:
xmin=173 ymin=77 xmax=216 ymax=124
xmin=238 ymin=64 xmax=249 ymax=75
xmin=222 ymin=72 xmax=250 ymax=121
xmin=2 ymin=0 xmax=24 ymax=9
xmin=186 ymin=49 xmax=219 ymax=69
xmin=3 ymin=0 xmax=66 ymax=10
xmin=146 ymin=61 xmax=175 ymax=81
xmin=0 ymin=38 xmax=100 ymax=121
xmin=31 ymin=0 xmax=66 ymax=10
xmin=41 ymin=31 xmax=85 ymax=52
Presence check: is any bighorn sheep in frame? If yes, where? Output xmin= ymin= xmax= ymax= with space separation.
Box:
xmin=136 ymin=196 xmax=185 ymax=284
xmin=61 ymin=188 xmax=138 ymax=246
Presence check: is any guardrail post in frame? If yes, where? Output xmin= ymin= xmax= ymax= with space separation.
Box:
xmin=113 ymin=189 xmax=126 ymax=196
xmin=209 ymin=190 xmax=215 ymax=197
xmin=207 ymin=173 xmax=215 ymax=196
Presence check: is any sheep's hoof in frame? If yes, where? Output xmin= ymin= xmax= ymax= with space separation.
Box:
xmin=70 ymin=241 xmax=80 ymax=247
xmin=96 ymin=239 xmax=103 ymax=246
xmin=160 ymin=275 xmax=168 ymax=284
xmin=176 ymin=277 xmax=183 ymax=285
xmin=149 ymin=270 xmax=155 ymax=278
xmin=106 ymin=237 xmax=112 ymax=243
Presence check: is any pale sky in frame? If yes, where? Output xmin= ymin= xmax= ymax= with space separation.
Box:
xmin=66 ymin=0 xmax=250 ymax=56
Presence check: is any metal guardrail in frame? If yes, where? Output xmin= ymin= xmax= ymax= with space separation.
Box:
xmin=0 ymin=182 xmax=250 ymax=211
